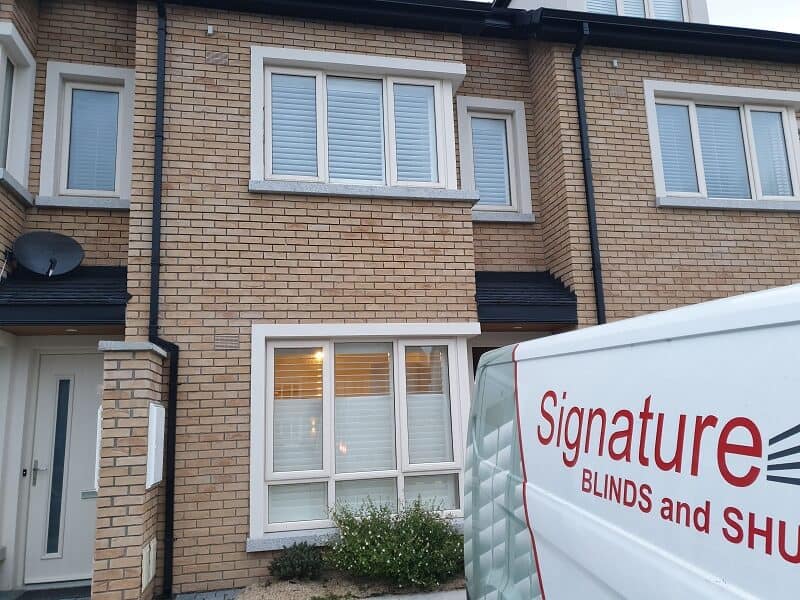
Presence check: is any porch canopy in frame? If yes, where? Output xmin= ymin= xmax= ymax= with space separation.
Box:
xmin=475 ymin=271 xmax=577 ymax=327
xmin=0 ymin=266 xmax=128 ymax=326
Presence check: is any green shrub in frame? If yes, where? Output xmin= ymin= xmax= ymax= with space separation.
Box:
xmin=327 ymin=499 xmax=464 ymax=590
xmin=269 ymin=542 xmax=324 ymax=581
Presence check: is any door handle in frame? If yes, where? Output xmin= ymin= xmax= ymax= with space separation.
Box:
xmin=32 ymin=459 xmax=49 ymax=486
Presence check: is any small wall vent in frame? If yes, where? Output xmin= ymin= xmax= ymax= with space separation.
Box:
xmin=214 ymin=333 xmax=240 ymax=351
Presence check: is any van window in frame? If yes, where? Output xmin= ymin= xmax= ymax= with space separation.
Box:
xmin=475 ymin=361 xmax=518 ymax=474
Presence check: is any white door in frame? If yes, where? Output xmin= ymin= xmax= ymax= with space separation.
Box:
xmin=24 ymin=353 xmax=102 ymax=584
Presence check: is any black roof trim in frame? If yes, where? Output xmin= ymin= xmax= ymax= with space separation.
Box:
xmin=0 ymin=266 xmax=128 ymax=325
xmin=530 ymin=9 xmax=800 ymax=64
xmin=165 ymin=1 xmax=800 ymax=62
xmin=476 ymin=271 xmax=577 ymax=325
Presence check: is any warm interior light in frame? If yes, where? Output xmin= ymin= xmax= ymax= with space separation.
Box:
xmin=314 ymin=350 xmax=324 ymax=361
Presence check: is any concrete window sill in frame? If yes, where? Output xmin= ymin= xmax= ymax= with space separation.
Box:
xmin=472 ymin=211 xmax=535 ymax=223
xmin=657 ymin=196 xmax=800 ymax=212
xmin=0 ymin=168 xmax=34 ymax=207
xmin=249 ymin=180 xmax=480 ymax=203
xmin=35 ymin=195 xmax=130 ymax=210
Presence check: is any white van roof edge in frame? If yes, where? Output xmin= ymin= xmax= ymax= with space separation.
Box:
xmin=515 ymin=283 xmax=800 ymax=362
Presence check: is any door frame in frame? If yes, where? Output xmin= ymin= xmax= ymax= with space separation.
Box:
xmin=0 ymin=335 xmax=118 ymax=591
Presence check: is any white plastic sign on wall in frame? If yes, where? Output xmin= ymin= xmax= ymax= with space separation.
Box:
xmin=513 ymin=288 xmax=800 ymax=599
xmin=146 ymin=403 xmax=165 ymax=489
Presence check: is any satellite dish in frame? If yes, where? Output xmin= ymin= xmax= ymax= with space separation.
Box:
xmin=13 ymin=232 xmax=84 ymax=277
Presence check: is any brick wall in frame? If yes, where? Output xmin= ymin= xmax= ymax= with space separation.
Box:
xmin=93 ymin=348 xmax=167 ymax=600
xmin=0 ymin=188 xmax=24 ymax=256
xmin=581 ymin=47 xmax=800 ymax=320
xmin=127 ymin=2 xmax=477 ymax=593
xmin=0 ymin=0 xmax=37 ymax=52
xmin=460 ymin=36 xmax=546 ymax=273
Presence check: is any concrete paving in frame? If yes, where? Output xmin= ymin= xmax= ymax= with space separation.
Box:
xmin=381 ymin=591 xmax=466 ymax=600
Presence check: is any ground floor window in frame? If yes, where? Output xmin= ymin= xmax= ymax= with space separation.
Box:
xmin=250 ymin=324 xmax=478 ymax=537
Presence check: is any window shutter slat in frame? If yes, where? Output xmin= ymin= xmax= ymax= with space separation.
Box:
xmin=623 ymin=0 xmax=646 ymax=18
xmin=327 ymin=77 xmax=385 ymax=182
xmin=268 ymin=483 xmax=328 ymax=523
xmin=336 ymin=478 xmax=397 ymax=511
xmin=272 ymin=348 xmax=324 ymax=472
xmin=334 ymin=343 xmax=396 ymax=474
xmin=271 ymin=74 xmax=318 ymax=177
xmin=696 ymin=106 xmax=751 ymax=199
xmin=586 ymin=0 xmax=618 ymax=14
xmin=471 ymin=117 xmax=512 ymax=207
xmin=405 ymin=346 xmax=454 ymax=465
xmin=656 ymin=103 xmax=699 ymax=194
xmin=67 ymin=89 xmax=119 ymax=191
xmin=404 ymin=474 xmax=459 ymax=510
xmin=751 ymin=111 xmax=793 ymax=197
xmin=393 ymin=84 xmax=438 ymax=183
xmin=652 ymin=0 xmax=684 ymax=20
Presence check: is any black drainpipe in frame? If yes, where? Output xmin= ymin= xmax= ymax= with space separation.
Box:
xmin=572 ymin=22 xmax=607 ymax=325
xmin=148 ymin=1 xmax=179 ymax=597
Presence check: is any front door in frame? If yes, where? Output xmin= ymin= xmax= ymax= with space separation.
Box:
xmin=24 ymin=353 xmax=102 ymax=584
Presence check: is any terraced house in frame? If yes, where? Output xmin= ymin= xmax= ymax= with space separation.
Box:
xmin=0 ymin=0 xmax=799 ymax=597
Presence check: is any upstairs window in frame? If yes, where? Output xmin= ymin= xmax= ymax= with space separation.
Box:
xmin=587 ymin=0 xmax=685 ymax=21
xmin=0 ymin=21 xmax=35 ymax=188
xmin=645 ymin=80 xmax=800 ymax=210
xmin=0 ymin=58 xmax=14 ymax=168
xmin=265 ymin=69 xmax=445 ymax=187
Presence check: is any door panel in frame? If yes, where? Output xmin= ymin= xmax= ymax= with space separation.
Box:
xmin=24 ymin=353 xmax=102 ymax=584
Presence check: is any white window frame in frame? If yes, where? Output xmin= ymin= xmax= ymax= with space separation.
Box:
xmin=644 ymin=80 xmax=800 ymax=212
xmin=587 ymin=0 xmax=688 ymax=20
xmin=39 ymin=61 xmax=134 ymax=210
xmin=250 ymin=46 xmax=468 ymax=200
xmin=0 ymin=21 xmax=35 ymax=191
xmin=456 ymin=96 xmax=533 ymax=223
xmin=249 ymin=322 xmax=480 ymax=541
xmin=57 ymin=80 xmax=125 ymax=198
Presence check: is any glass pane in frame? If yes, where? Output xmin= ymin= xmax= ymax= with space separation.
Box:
xmin=586 ymin=0 xmax=618 ymax=15
xmin=656 ymin=104 xmax=699 ymax=193
xmin=405 ymin=345 xmax=453 ymax=464
xmin=271 ymin=73 xmax=318 ymax=177
xmin=404 ymin=474 xmax=459 ymax=510
xmin=47 ymin=379 xmax=71 ymax=554
xmin=0 ymin=59 xmax=13 ymax=168
xmin=327 ymin=77 xmax=385 ymax=183
xmin=471 ymin=117 xmax=512 ymax=207
xmin=334 ymin=343 xmax=396 ymax=473
xmin=268 ymin=482 xmax=328 ymax=523
xmin=336 ymin=478 xmax=398 ymax=512
xmin=751 ymin=111 xmax=793 ymax=197
xmin=623 ymin=0 xmax=646 ymax=17
xmin=696 ymin=106 xmax=751 ymax=199
xmin=273 ymin=347 xmax=324 ymax=472
xmin=394 ymin=84 xmax=438 ymax=183
xmin=67 ymin=89 xmax=119 ymax=191
xmin=652 ymin=0 xmax=684 ymax=21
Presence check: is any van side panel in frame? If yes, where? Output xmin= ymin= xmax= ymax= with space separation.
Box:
xmin=466 ymin=350 xmax=541 ymax=600
xmin=515 ymin=323 xmax=800 ymax=599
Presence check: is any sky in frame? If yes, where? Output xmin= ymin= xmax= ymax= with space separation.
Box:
xmin=706 ymin=0 xmax=800 ymax=34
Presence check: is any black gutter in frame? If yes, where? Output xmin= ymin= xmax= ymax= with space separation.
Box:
xmin=149 ymin=2 xmax=179 ymax=598
xmin=571 ymin=22 xmax=606 ymax=326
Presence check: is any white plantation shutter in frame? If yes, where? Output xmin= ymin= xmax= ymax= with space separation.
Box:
xmin=656 ymin=103 xmax=699 ymax=193
xmin=336 ymin=478 xmax=397 ymax=512
xmin=696 ymin=106 xmax=751 ymax=199
xmin=393 ymin=84 xmax=438 ymax=183
xmin=268 ymin=482 xmax=328 ymax=523
xmin=471 ymin=117 xmax=512 ymax=207
xmin=67 ymin=89 xmax=119 ymax=191
xmin=271 ymin=74 xmax=318 ymax=177
xmin=586 ymin=0 xmax=618 ymax=14
xmin=272 ymin=347 xmax=324 ymax=472
xmin=623 ymin=0 xmax=646 ymax=18
xmin=404 ymin=474 xmax=459 ymax=510
xmin=0 ymin=59 xmax=13 ymax=169
xmin=334 ymin=343 xmax=396 ymax=474
xmin=327 ymin=77 xmax=385 ymax=182
xmin=652 ymin=0 xmax=684 ymax=21
xmin=751 ymin=111 xmax=793 ymax=197
xmin=405 ymin=345 xmax=454 ymax=464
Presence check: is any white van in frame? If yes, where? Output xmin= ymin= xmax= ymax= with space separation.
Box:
xmin=465 ymin=285 xmax=800 ymax=599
